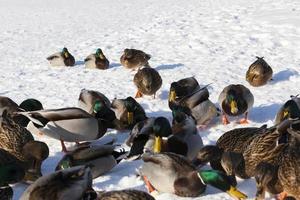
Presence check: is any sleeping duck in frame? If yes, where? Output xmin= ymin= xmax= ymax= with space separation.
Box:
xmin=246 ymin=57 xmax=273 ymax=87
xmin=47 ymin=47 xmax=75 ymax=67
xmin=0 ymin=111 xmax=49 ymax=183
xmin=140 ymin=152 xmax=247 ymax=199
xmin=218 ymin=84 xmax=254 ymax=125
xmin=111 ymin=97 xmax=147 ymax=130
xmin=169 ymin=77 xmax=218 ymax=126
xmin=85 ymin=48 xmax=109 ymax=70
xmin=133 ymin=67 xmax=162 ymax=98
xmin=56 ymin=144 xmax=126 ymax=179
xmin=19 ymin=107 xmax=108 ymax=152
xmin=120 ymin=49 xmax=151 ymax=70
xmin=20 ymin=166 xmax=94 ymax=200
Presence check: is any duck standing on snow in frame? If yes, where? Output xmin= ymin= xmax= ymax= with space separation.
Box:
xmin=246 ymin=57 xmax=273 ymax=87
xmin=120 ymin=48 xmax=151 ymax=70
xmin=84 ymin=48 xmax=109 ymax=69
xmin=111 ymin=97 xmax=147 ymax=130
xmin=19 ymin=107 xmax=108 ymax=152
xmin=218 ymin=84 xmax=254 ymax=125
xmin=20 ymin=166 xmax=95 ymax=200
xmin=133 ymin=67 xmax=162 ymax=98
xmin=169 ymin=77 xmax=219 ymax=126
xmin=0 ymin=111 xmax=49 ymax=183
xmin=47 ymin=47 xmax=75 ymax=67
xmin=55 ymin=144 xmax=127 ymax=179
xmin=140 ymin=152 xmax=247 ymax=199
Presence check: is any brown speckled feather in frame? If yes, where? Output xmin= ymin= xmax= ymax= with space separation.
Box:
xmin=98 ymin=190 xmax=155 ymax=200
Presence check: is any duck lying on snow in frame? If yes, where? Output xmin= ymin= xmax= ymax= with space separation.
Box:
xmin=85 ymin=48 xmax=109 ymax=70
xmin=47 ymin=47 xmax=75 ymax=67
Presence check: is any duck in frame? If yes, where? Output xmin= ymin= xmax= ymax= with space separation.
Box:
xmin=246 ymin=57 xmax=273 ymax=87
xmin=78 ymin=89 xmax=111 ymax=115
xmin=127 ymin=110 xmax=203 ymax=161
xmin=0 ymin=149 xmax=26 ymax=200
xmin=169 ymin=78 xmax=219 ymax=126
xmin=140 ymin=152 xmax=247 ymax=199
xmin=20 ymin=166 xmax=95 ymax=200
xmin=0 ymin=96 xmax=20 ymax=115
xmin=55 ymin=144 xmax=127 ymax=179
xmin=0 ymin=111 xmax=49 ymax=183
xmin=120 ymin=49 xmax=151 ymax=70
xmin=85 ymin=48 xmax=109 ymax=69
xmin=253 ymin=127 xmax=300 ymax=200
xmin=133 ymin=67 xmax=162 ymax=98
xmin=19 ymin=107 xmax=108 ymax=152
xmin=97 ymin=189 xmax=155 ymax=200
xmin=46 ymin=47 xmax=75 ymax=67
xmin=218 ymin=84 xmax=254 ymax=125
xmin=111 ymin=97 xmax=147 ymax=130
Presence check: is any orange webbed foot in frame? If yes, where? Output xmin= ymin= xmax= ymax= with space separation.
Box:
xmin=135 ymin=90 xmax=143 ymax=98
xmin=222 ymin=115 xmax=230 ymax=125
xmin=276 ymin=191 xmax=288 ymax=200
xmin=239 ymin=119 xmax=249 ymax=124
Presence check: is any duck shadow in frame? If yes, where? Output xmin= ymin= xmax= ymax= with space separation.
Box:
xmin=155 ymin=63 xmax=184 ymax=70
xmin=249 ymin=103 xmax=281 ymax=123
xmin=271 ymin=69 xmax=299 ymax=84
xmin=109 ymin=63 xmax=122 ymax=68
xmin=75 ymin=60 xmax=85 ymax=66
xmin=159 ymin=90 xmax=169 ymax=100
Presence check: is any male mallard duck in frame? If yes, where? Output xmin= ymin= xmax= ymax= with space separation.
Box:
xmin=253 ymin=127 xmax=300 ymax=200
xmin=111 ymin=97 xmax=147 ymax=130
xmin=85 ymin=48 xmax=109 ymax=69
xmin=140 ymin=152 xmax=247 ymax=199
xmin=218 ymin=84 xmax=254 ymax=125
xmin=20 ymin=166 xmax=94 ymax=200
xmin=47 ymin=47 xmax=75 ymax=67
xmin=133 ymin=67 xmax=162 ymax=98
xmin=78 ymin=89 xmax=111 ymax=115
xmin=97 ymin=190 xmax=155 ymax=200
xmin=20 ymin=107 xmax=108 ymax=152
xmin=0 ymin=111 xmax=49 ymax=182
xmin=246 ymin=57 xmax=273 ymax=87
xmin=55 ymin=144 xmax=127 ymax=179
xmin=275 ymin=95 xmax=300 ymax=143
xmin=120 ymin=49 xmax=151 ymax=70
xmin=169 ymin=78 xmax=218 ymax=126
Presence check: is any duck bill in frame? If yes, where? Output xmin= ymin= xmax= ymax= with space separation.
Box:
xmin=64 ymin=52 xmax=69 ymax=58
xmin=227 ymin=186 xmax=247 ymax=200
xmin=283 ymin=110 xmax=289 ymax=119
xmin=230 ymin=101 xmax=238 ymax=114
xmin=169 ymin=90 xmax=176 ymax=102
xmin=154 ymin=136 xmax=162 ymax=153
xmin=127 ymin=112 xmax=134 ymax=125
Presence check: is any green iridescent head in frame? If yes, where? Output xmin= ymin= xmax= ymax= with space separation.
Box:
xmin=93 ymin=100 xmax=103 ymax=113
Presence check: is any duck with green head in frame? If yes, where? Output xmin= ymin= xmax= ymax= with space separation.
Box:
xmin=111 ymin=97 xmax=147 ymax=130
xmin=218 ymin=84 xmax=254 ymax=125
xmin=47 ymin=47 xmax=75 ymax=67
xmin=140 ymin=152 xmax=247 ymax=199
xmin=85 ymin=48 xmax=109 ymax=69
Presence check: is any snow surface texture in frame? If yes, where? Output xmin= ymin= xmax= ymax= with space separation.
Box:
xmin=0 ymin=0 xmax=300 ymax=199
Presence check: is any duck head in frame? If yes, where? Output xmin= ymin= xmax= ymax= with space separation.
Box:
xmin=124 ymin=97 xmax=137 ymax=125
xmin=62 ymin=47 xmax=70 ymax=58
xmin=56 ymin=155 xmax=73 ymax=171
xmin=96 ymin=48 xmax=105 ymax=59
xmin=221 ymin=152 xmax=244 ymax=186
xmin=192 ymin=145 xmax=223 ymax=166
xmin=282 ymin=99 xmax=300 ymax=120
xmin=124 ymin=49 xmax=133 ymax=59
xmin=226 ymin=90 xmax=239 ymax=115
xmin=153 ymin=117 xmax=172 ymax=153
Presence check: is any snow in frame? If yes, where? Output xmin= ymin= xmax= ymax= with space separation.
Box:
xmin=0 ymin=0 xmax=299 ymax=199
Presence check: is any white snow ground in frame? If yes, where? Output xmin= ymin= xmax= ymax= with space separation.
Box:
xmin=0 ymin=0 xmax=300 ymax=199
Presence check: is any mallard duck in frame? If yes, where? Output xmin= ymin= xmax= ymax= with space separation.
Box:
xmin=85 ymin=48 xmax=109 ymax=69
xmin=20 ymin=107 xmax=107 ymax=152
xmin=47 ymin=47 xmax=75 ymax=67
xmin=78 ymin=89 xmax=111 ymax=115
xmin=246 ymin=57 xmax=273 ymax=87
xmin=0 ymin=111 xmax=49 ymax=182
xmin=140 ymin=152 xmax=247 ymax=199
xmin=0 ymin=96 xmax=20 ymax=115
xmin=169 ymin=78 xmax=219 ymax=126
xmin=13 ymin=98 xmax=44 ymax=127
xmin=55 ymin=144 xmax=127 ymax=179
xmin=111 ymin=97 xmax=147 ymax=130
xmin=218 ymin=84 xmax=254 ymax=125
xmin=133 ymin=67 xmax=162 ymax=98
xmin=97 ymin=189 xmax=155 ymax=200
xmin=120 ymin=49 xmax=151 ymax=70
xmin=20 ymin=166 xmax=94 ymax=200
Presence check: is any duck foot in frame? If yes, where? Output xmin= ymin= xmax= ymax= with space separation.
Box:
xmin=222 ymin=115 xmax=230 ymax=125
xmin=60 ymin=140 xmax=69 ymax=153
xmin=276 ymin=191 xmax=288 ymax=200
xmin=239 ymin=119 xmax=249 ymax=124
xmin=135 ymin=90 xmax=143 ymax=98
xmin=143 ymin=176 xmax=155 ymax=193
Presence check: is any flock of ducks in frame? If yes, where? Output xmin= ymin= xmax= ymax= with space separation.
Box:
xmin=0 ymin=48 xmax=299 ymax=200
